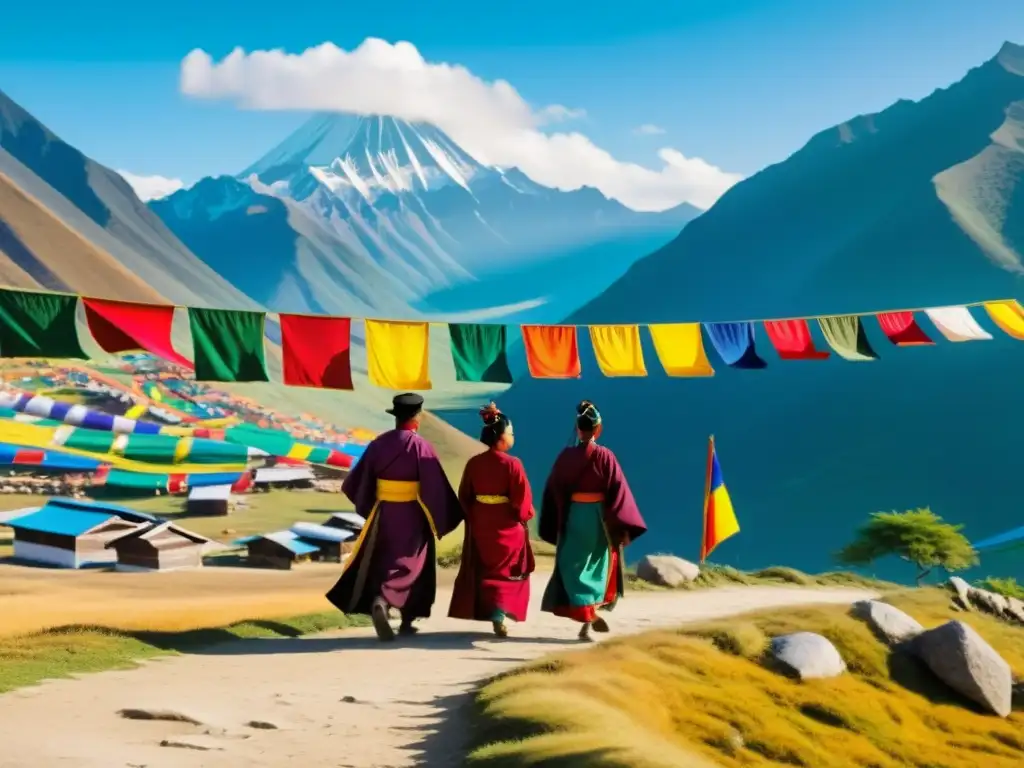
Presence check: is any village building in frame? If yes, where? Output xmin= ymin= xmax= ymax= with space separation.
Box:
xmin=107 ymin=521 xmax=208 ymax=572
xmin=323 ymin=511 xmax=366 ymax=535
xmin=289 ymin=522 xmax=355 ymax=562
xmin=252 ymin=466 xmax=315 ymax=491
xmin=236 ymin=531 xmax=320 ymax=570
xmin=2 ymin=498 xmax=158 ymax=569
xmin=187 ymin=483 xmax=232 ymax=516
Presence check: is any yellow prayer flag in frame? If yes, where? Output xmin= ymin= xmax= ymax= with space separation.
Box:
xmin=588 ymin=325 xmax=647 ymax=377
xmin=365 ymin=319 xmax=432 ymax=390
xmin=648 ymin=323 xmax=715 ymax=377
xmin=984 ymin=300 xmax=1024 ymax=340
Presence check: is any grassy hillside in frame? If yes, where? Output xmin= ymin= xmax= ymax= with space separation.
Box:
xmin=470 ymin=588 xmax=1024 ymax=767
xmin=473 ymin=42 xmax=1024 ymax=583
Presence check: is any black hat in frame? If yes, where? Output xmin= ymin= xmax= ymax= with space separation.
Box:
xmin=386 ymin=392 xmax=424 ymax=417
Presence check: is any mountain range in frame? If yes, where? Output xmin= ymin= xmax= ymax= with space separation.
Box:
xmin=443 ymin=41 xmax=1024 ymax=583
xmin=151 ymin=114 xmax=698 ymax=323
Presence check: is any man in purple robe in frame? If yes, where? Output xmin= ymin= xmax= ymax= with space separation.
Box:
xmin=326 ymin=393 xmax=463 ymax=641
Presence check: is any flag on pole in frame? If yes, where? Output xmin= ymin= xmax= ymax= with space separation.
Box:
xmin=701 ymin=436 xmax=740 ymax=562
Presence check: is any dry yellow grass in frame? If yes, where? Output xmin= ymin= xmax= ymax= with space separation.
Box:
xmin=470 ymin=589 xmax=1024 ymax=767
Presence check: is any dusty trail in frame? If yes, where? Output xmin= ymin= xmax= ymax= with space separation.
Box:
xmin=0 ymin=577 xmax=875 ymax=768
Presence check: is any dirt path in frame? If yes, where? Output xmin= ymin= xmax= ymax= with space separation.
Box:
xmin=0 ymin=578 xmax=875 ymax=768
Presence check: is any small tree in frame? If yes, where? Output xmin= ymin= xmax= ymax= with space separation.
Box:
xmin=836 ymin=507 xmax=977 ymax=585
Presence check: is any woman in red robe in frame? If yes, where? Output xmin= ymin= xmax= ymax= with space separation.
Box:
xmin=448 ymin=404 xmax=536 ymax=637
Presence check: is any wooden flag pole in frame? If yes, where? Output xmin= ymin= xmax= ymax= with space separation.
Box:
xmin=700 ymin=434 xmax=714 ymax=563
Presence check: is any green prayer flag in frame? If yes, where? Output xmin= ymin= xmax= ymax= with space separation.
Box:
xmin=188 ymin=308 xmax=270 ymax=383
xmin=448 ymin=323 xmax=513 ymax=383
xmin=0 ymin=289 xmax=86 ymax=359
xmin=104 ymin=469 xmax=168 ymax=490
xmin=817 ymin=316 xmax=879 ymax=362
xmin=63 ymin=428 xmax=116 ymax=454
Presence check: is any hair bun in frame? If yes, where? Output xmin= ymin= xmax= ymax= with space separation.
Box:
xmin=479 ymin=402 xmax=502 ymax=426
xmin=577 ymin=400 xmax=594 ymax=416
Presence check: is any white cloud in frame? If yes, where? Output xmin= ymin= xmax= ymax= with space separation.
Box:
xmin=117 ymin=171 xmax=185 ymax=201
xmin=634 ymin=123 xmax=666 ymax=135
xmin=179 ymin=39 xmax=741 ymax=211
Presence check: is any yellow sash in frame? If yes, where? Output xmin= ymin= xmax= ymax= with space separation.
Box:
xmin=338 ymin=480 xmax=440 ymax=587
xmin=475 ymin=494 xmax=510 ymax=504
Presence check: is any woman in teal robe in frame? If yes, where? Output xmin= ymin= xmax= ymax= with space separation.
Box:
xmin=539 ymin=401 xmax=648 ymax=640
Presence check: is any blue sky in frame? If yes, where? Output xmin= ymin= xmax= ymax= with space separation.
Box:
xmin=1 ymin=0 xmax=1022 ymax=192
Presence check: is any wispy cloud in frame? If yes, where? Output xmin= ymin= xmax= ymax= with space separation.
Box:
xmin=179 ymin=39 xmax=742 ymax=211
xmin=634 ymin=124 xmax=666 ymax=136
xmin=117 ymin=171 xmax=184 ymax=201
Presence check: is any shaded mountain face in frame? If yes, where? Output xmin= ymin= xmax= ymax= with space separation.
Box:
xmin=0 ymin=88 xmax=257 ymax=311
xmin=154 ymin=113 xmax=698 ymax=320
xmin=460 ymin=42 xmax=1024 ymax=583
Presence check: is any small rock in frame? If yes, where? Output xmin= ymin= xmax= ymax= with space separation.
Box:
xmin=1007 ymin=598 xmax=1024 ymax=623
xmin=118 ymin=708 xmax=202 ymax=725
xmin=246 ymin=720 xmax=278 ymax=730
xmin=948 ymin=577 xmax=972 ymax=610
xmin=851 ymin=600 xmax=924 ymax=644
xmin=911 ymin=620 xmax=1013 ymax=717
xmin=340 ymin=695 xmax=358 ymax=704
xmin=635 ymin=555 xmax=700 ymax=587
xmin=770 ymin=632 xmax=846 ymax=680
xmin=159 ymin=739 xmax=221 ymax=752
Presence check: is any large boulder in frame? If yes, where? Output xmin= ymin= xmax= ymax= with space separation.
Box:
xmin=911 ymin=620 xmax=1013 ymax=717
xmin=635 ymin=555 xmax=700 ymax=587
xmin=770 ymin=632 xmax=847 ymax=680
xmin=851 ymin=600 xmax=924 ymax=644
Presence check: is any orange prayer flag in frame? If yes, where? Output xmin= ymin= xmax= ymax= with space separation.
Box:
xmin=520 ymin=325 xmax=582 ymax=378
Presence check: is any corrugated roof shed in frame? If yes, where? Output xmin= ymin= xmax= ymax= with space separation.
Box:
xmin=235 ymin=530 xmax=320 ymax=556
xmin=329 ymin=512 xmax=366 ymax=529
xmin=188 ymin=484 xmax=232 ymax=501
xmin=5 ymin=507 xmax=121 ymax=537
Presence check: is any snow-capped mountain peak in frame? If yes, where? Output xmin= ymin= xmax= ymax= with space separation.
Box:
xmin=241 ymin=113 xmax=492 ymax=203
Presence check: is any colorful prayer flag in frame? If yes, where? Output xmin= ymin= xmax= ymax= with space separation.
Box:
xmin=521 ymin=325 xmax=581 ymax=379
xmin=448 ymin=323 xmax=513 ymax=383
xmin=647 ymin=323 xmax=715 ymax=377
xmin=365 ymin=319 xmax=432 ymax=390
xmin=763 ymin=319 xmax=830 ymax=360
xmin=983 ymin=300 xmax=1024 ymax=341
xmin=188 ymin=307 xmax=270 ymax=382
xmin=701 ymin=437 xmax=739 ymax=563
xmin=817 ymin=315 xmax=879 ymax=361
xmin=589 ymin=325 xmax=647 ymax=377
xmin=703 ymin=322 xmax=767 ymax=368
xmin=280 ymin=314 xmax=353 ymax=390
xmin=82 ymin=298 xmax=192 ymax=368
xmin=923 ymin=306 xmax=992 ymax=342
xmin=875 ymin=311 xmax=934 ymax=346
xmin=0 ymin=289 xmax=86 ymax=359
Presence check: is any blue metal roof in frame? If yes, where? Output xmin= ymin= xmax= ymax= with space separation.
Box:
xmin=43 ymin=497 xmax=160 ymax=524
xmin=233 ymin=530 xmax=320 ymax=556
xmin=5 ymin=507 xmax=119 ymax=537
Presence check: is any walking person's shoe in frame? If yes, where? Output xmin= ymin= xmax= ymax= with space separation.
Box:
xmin=578 ymin=622 xmax=594 ymax=642
xmin=491 ymin=609 xmax=509 ymax=638
xmin=397 ymin=620 xmax=419 ymax=637
xmin=591 ymin=617 xmax=610 ymax=633
xmin=371 ymin=597 xmax=396 ymax=642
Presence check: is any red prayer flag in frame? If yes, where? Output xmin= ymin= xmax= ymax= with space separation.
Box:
xmin=521 ymin=325 xmax=582 ymax=378
xmin=876 ymin=312 xmax=934 ymax=346
xmin=279 ymin=314 xmax=353 ymax=390
xmin=83 ymin=298 xmax=192 ymax=369
xmin=167 ymin=474 xmax=187 ymax=494
xmin=763 ymin=319 xmax=830 ymax=360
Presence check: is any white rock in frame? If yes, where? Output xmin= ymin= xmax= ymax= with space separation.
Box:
xmin=770 ymin=632 xmax=847 ymax=680
xmin=912 ymin=620 xmax=1013 ymax=717
xmin=851 ymin=600 xmax=924 ymax=643
xmin=635 ymin=555 xmax=700 ymax=587
xmin=949 ymin=577 xmax=972 ymax=609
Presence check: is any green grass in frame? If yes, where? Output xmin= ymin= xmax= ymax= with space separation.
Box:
xmin=467 ymin=588 xmax=1024 ymax=768
xmin=0 ymin=611 xmax=369 ymax=694
xmin=625 ymin=562 xmax=895 ymax=593
xmin=976 ymin=577 xmax=1024 ymax=600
